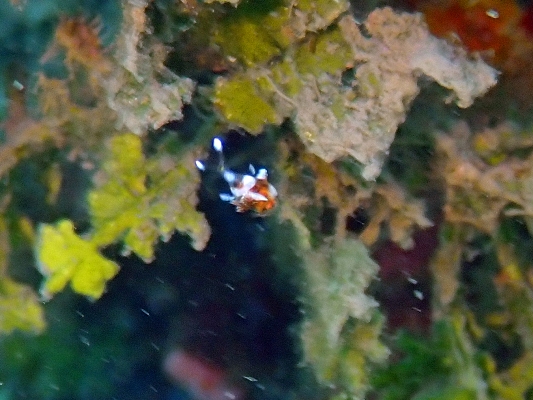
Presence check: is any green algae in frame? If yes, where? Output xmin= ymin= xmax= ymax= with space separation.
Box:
xmin=271 ymin=60 xmax=303 ymax=97
xmin=214 ymin=76 xmax=281 ymax=133
xmin=0 ymin=215 xmax=45 ymax=334
xmin=212 ymin=26 xmax=354 ymax=136
xmin=296 ymin=0 xmax=349 ymax=26
xmin=37 ymin=220 xmax=120 ymax=300
xmin=374 ymin=312 xmax=488 ymax=400
xmin=294 ymin=28 xmax=353 ymax=76
xmin=213 ymin=1 xmax=290 ymax=67
xmin=0 ymin=2 xmax=529 ymax=400
xmin=35 ymin=133 xmax=210 ymax=299
xmin=0 ymin=277 xmax=46 ymax=334
xmin=300 ymin=238 xmax=387 ymax=397
xmin=89 ymin=133 xmax=210 ymax=261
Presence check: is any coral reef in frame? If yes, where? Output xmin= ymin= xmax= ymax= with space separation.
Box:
xmin=2 ymin=0 xmax=533 ymax=399
xmin=214 ymin=6 xmax=497 ymax=179
xmin=104 ymin=0 xmax=195 ymax=134
xmin=359 ymin=183 xmax=433 ymax=249
xmin=376 ymin=99 xmax=533 ymax=400
xmin=300 ymin=238 xmax=388 ymax=397
xmin=436 ymin=121 xmax=533 ymax=235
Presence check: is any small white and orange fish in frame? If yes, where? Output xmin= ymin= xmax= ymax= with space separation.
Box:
xmin=196 ymin=137 xmax=278 ymax=216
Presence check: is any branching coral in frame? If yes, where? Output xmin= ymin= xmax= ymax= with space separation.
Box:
xmin=422 ymin=118 xmax=533 ymax=399
xmin=0 ymin=89 xmax=64 ymax=178
xmin=273 ymin=193 xmax=387 ymax=398
xmin=1 ymin=0 xmax=195 ymax=174
xmin=278 ymin=137 xmax=432 ymax=251
xmin=489 ymin=260 xmax=533 ymax=399
xmin=277 ymin=144 xmax=366 ymax=241
xmin=53 ymin=17 xmax=109 ymax=71
xmin=39 ymin=0 xmax=194 ymax=136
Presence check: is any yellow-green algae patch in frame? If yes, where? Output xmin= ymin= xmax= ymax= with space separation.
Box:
xmin=37 ymin=220 xmax=120 ymax=300
xmin=294 ymin=28 xmax=354 ymax=76
xmin=89 ymin=133 xmax=210 ymax=261
xmin=213 ymin=2 xmax=291 ymax=67
xmin=214 ymin=76 xmax=281 ymax=133
xmin=213 ymin=6 xmax=497 ymax=180
xmin=296 ymin=0 xmax=350 ymax=29
xmin=0 ymin=216 xmax=45 ymax=334
xmin=35 ymin=133 xmax=210 ymax=299
xmin=0 ymin=278 xmax=46 ymax=334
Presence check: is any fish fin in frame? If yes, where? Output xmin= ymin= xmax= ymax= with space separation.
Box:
xmin=195 ymin=160 xmax=206 ymax=171
xmin=212 ymin=137 xmax=226 ymax=172
xmin=219 ymin=193 xmax=234 ymax=202
xmin=241 ymin=175 xmax=256 ymax=190
xmin=247 ymin=192 xmax=268 ymax=201
xmin=256 ymin=168 xmax=268 ymax=180
xmin=213 ymin=137 xmax=223 ymax=153
xmin=223 ymin=170 xmax=236 ymax=184
xmin=269 ymin=183 xmax=278 ymax=197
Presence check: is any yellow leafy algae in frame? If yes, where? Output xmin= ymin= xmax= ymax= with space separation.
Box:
xmin=37 ymin=220 xmax=119 ymax=300
xmin=89 ymin=133 xmax=210 ymax=261
xmin=214 ymin=76 xmax=281 ymax=133
xmin=34 ymin=132 xmax=209 ymax=299
xmin=294 ymin=28 xmax=353 ymax=76
xmin=0 ymin=278 xmax=46 ymax=334
xmin=89 ymin=133 xmax=150 ymax=248
xmin=0 ymin=215 xmax=45 ymax=334
xmin=214 ymin=17 xmax=283 ymax=67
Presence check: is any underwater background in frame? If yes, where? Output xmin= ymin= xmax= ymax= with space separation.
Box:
xmin=1 ymin=0 xmax=533 ymax=399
